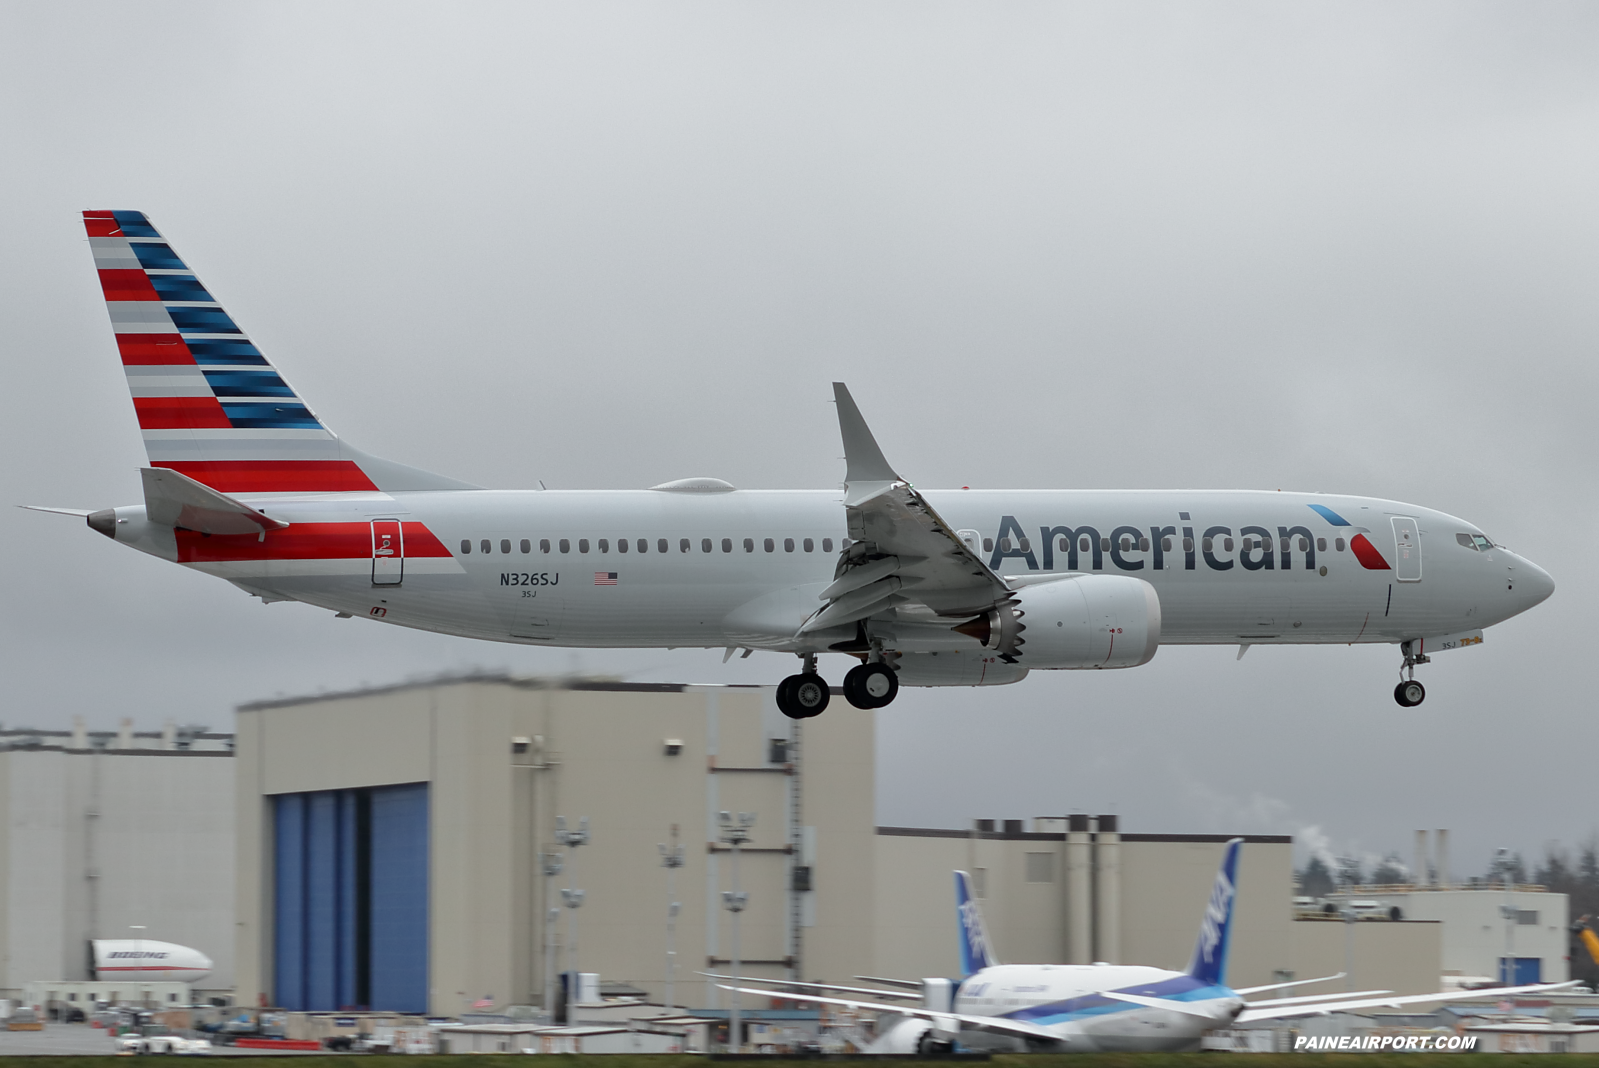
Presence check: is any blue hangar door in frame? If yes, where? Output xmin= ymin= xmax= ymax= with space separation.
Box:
xmin=273 ymin=783 xmax=428 ymax=1012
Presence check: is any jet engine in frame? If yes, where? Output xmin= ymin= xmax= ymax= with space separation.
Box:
xmin=956 ymin=575 xmax=1161 ymax=669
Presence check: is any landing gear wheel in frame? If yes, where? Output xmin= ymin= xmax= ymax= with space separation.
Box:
xmin=843 ymin=663 xmax=899 ymax=709
xmin=1393 ymin=680 xmax=1426 ymax=707
xmin=777 ymin=673 xmax=830 ymax=719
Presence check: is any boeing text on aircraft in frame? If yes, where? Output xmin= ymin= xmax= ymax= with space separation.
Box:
xmin=31 ymin=211 xmax=1555 ymax=718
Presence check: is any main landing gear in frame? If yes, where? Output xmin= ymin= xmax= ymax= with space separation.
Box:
xmin=1393 ymin=641 xmax=1430 ymax=707
xmin=776 ymin=656 xmax=901 ymax=719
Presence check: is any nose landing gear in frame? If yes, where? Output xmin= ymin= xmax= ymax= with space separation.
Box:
xmin=1393 ymin=641 xmax=1430 ymax=707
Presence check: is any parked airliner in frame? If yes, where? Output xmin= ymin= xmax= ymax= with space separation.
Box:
xmin=32 ymin=211 xmax=1554 ymax=718
xmin=715 ymin=841 xmax=1571 ymax=1053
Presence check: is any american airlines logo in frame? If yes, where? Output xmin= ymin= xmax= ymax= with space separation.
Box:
xmin=1197 ymin=871 xmax=1234 ymax=964
xmin=108 ymin=951 xmax=169 ymax=959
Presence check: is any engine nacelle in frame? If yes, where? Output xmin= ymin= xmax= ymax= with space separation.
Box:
xmin=969 ymin=575 xmax=1160 ymax=669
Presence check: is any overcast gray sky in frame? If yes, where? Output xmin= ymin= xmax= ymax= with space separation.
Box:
xmin=3 ymin=2 xmax=1596 ymax=879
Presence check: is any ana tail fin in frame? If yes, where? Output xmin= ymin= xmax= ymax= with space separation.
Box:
xmin=83 ymin=210 xmax=474 ymax=496
xmin=954 ymin=870 xmax=997 ymax=976
xmin=1186 ymin=838 xmax=1243 ymax=986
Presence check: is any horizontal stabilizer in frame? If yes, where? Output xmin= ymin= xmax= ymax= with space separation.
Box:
xmin=19 ymin=505 xmax=93 ymax=517
xmin=141 ymin=467 xmax=290 ymax=535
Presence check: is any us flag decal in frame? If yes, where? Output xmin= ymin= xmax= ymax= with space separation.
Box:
xmin=594 ymin=572 xmax=618 ymax=585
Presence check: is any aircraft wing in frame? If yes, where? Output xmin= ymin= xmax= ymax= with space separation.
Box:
xmin=1234 ymin=972 xmax=1345 ymax=996
xmin=1234 ymin=980 xmax=1581 ymax=1023
xmin=715 ymin=984 xmax=1061 ymax=1044
xmin=1100 ymin=991 xmax=1230 ymax=1019
xmin=800 ymin=384 xmax=1009 ymax=634
xmin=700 ymin=972 xmax=919 ymax=1001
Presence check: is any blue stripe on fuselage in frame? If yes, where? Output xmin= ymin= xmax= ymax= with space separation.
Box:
xmin=1307 ymin=504 xmax=1351 ymax=526
xmin=999 ymin=974 xmax=1233 ymax=1026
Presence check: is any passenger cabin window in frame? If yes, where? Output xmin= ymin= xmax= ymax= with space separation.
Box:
xmin=1120 ymin=535 xmax=1132 ymax=551
xmin=480 ymin=539 xmax=491 ymax=554
xmin=744 ymin=538 xmax=755 ymax=553
xmin=764 ymin=538 xmax=774 ymax=552
xmin=784 ymin=538 xmax=795 ymax=552
xmin=1139 ymin=537 xmax=1150 ymax=551
xmin=1316 ymin=537 xmax=1326 ymax=552
xmin=641 ymin=539 xmax=650 ymax=553
xmin=501 ymin=539 xmax=511 ymax=554
xmin=803 ymin=538 xmax=814 ymax=552
xmin=823 ymin=538 xmax=834 ymax=552
xmin=1019 ymin=538 xmax=1031 ymax=552
xmin=460 ymin=539 xmax=471 ymax=554
xmin=1298 ymin=537 xmax=1308 ymax=552
xmin=1080 ymin=536 xmax=1090 ymax=552
xmin=1224 ymin=537 xmax=1234 ymax=552
xmin=1099 ymin=537 xmax=1110 ymax=552
xmin=578 ymin=539 xmax=590 ymax=553
xmin=616 ymin=538 xmax=627 ymax=553
xmin=722 ymin=538 xmax=733 ymax=553
xmin=702 ymin=538 xmax=712 ymax=553
xmin=540 ymin=539 xmax=551 ymax=553
xmin=983 ymin=537 xmax=994 ymax=552
xmin=1162 ymin=536 xmax=1172 ymax=552
xmin=1335 ymin=537 xmax=1345 ymax=552
xmin=599 ymin=539 xmax=610 ymax=553
xmin=1183 ymin=537 xmax=1193 ymax=552
xmin=520 ymin=539 xmax=531 ymax=554
xmin=1000 ymin=538 xmax=1012 ymax=552
xmin=679 ymin=538 xmax=690 ymax=553
xmin=559 ymin=539 xmax=570 ymax=553
xmin=1203 ymin=537 xmax=1213 ymax=552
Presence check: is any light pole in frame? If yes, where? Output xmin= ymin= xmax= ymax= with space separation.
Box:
xmin=541 ymin=853 xmax=563 ymax=1019
xmin=1498 ymin=847 xmax=1516 ymax=987
xmin=556 ymin=816 xmax=589 ymax=1009
xmin=719 ymin=810 xmax=754 ymax=1052
xmin=658 ymin=825 xmax=685 ymax=1012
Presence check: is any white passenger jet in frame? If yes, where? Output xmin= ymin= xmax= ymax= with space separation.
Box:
xmin=714 ymin=841 xmax=1573 ymax=1053
xmin=33 ymin=211 xmax=1554 ymax=717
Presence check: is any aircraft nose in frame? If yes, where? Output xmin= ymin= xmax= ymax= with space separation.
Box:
xmin=1509 ymin=554 xmax=1555 ymax=613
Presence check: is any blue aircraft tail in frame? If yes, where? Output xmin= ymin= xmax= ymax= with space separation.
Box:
xmin=954 ymin=870 xmax=997 ymax=976
xmin=1185 ymin=838 xmax=1243 ymax=986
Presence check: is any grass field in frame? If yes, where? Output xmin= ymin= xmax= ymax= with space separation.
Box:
xmin=0 ymin=1056 xmax=1591 ymax=1068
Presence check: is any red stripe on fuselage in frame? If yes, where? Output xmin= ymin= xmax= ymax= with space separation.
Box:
xmin=98 ymin=268 xmax=160 ymax=301
xmin=133 ymin=397 xmax=231 ymax=429
xmin=1350 ymin=533 xmax=1391 ymax=570
xmin=176 ymin=522 xmax=452 ymax=563
xmin=117 ymin=334 xmax=195 ymax=366
xmin=155 ymin=461 xmax=380 ymax=494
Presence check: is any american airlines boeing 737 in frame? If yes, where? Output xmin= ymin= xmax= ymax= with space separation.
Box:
xmin=32 ymin=211 xmax=1554 ymax=718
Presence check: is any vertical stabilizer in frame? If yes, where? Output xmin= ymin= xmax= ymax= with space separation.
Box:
xmin=954 ymin=870 xmax=997 ymax=976
xmin=83 ymin=211 xmax=474 ymax=495
xmin=1186 ymin=838 xmax=1243 ymax=986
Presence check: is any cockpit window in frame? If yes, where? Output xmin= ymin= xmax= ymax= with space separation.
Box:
xmin=1456 ymin=533 xmax=1477 ymax=550
xmin=1472 ymin=534 xmax=1493 ymax=551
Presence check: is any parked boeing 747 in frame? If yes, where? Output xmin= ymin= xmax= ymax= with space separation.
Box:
xmin=32 ymin=211 xmax=1554 ymax=717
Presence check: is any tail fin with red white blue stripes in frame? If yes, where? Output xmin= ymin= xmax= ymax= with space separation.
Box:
xmin=83 ymin=210 xmax=474 ymax=496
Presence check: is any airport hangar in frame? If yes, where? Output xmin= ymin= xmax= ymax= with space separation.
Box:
xmin=235 ymin=673 xmax=1449 ymax=1015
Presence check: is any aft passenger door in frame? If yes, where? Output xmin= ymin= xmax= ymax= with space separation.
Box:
xmin=371 ymin=519 xmax=404 ymax=586
xmin=1391 ymin=516 xmax=1421 ymax=583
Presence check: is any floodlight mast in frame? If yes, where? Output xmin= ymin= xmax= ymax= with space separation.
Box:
xmin=541 ymin=852 xmax=564 ymax=1018
xmin=556 ymin=816 xmax=590 ymax=1002
xmin=719 ymin=810 xmax=755 ymax=1052
xmin=659 ymin=825 xmax=686 ymax=1012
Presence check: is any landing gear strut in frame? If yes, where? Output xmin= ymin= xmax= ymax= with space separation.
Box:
xmin=1394 ymin=642 xmax=1429 ymax=707
xmin=777 ymin=654 xmax=830 ymax=720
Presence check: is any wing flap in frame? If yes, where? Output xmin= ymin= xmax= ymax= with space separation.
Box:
xmin=1235 ymin=981 xmax=1580 ymax=1023
xmin=715 ymin=984 xmax=1060 ymax=1043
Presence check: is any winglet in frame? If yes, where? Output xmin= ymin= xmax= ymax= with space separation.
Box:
xmin=1186 ymin=838 xmax=1242 ymax=986
xmin=833 ymin=383 xmax=901 ymax=484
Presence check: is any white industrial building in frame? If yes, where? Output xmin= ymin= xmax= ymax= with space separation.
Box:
xmin=233 ymin=673 xmax=1469 ymax=1015
xmin=0 ymin=721 xmax=235 ymax=1003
